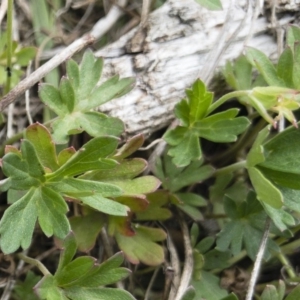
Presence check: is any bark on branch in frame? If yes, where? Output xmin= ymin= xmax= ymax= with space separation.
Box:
xmin=95 ymin=0 xmax=295 ymax=137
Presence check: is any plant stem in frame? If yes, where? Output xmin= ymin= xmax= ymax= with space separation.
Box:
xmin=277 ymin=252 xmax=296 ymax=279
xmin=0 ymin=131 xmax=23 ymax=157
xmin=5 ymin=0 xmax=14 ymax=95
xmin=17 ymin=253 xmax=51 ymax=276
xmin=206 ymin=90 xmax=249 ymax=115
xmin=214 ymin=160 xmax=247 ymax=176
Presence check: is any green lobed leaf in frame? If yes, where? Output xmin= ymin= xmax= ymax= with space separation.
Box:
xmin=60 ymin=252 xmax=129 ymax=288
xmin=163 ymin=126 xmax=188 ymax=146
xmin=57 ymin=147 xmax=76 ymax=166
xmin=59 ymin=77 xmax=75 ymax=113
xmin=245 ymin=47 xmax=285 ymax=86
xmin=115 ymin=225 xmax=166 ymax=265
xmin=78 ymin=194 xmax=129 ymax=216
xmin=0 ymin=189 xmax=38 ymax=254
xmin=248 ymin=167 xmax=283 ymax=208
xmin=135 ymin=190 xmax=172 ymax=221
xmin=285 ymin=284 xmax=300 ymax=300
xmin=223 ymin=55 xmax=253 ymax=90
xmin=195 ymin=236 xmax=215 ymax=254
xmin=204 ymin=249 xmax=231 ymax=270
xmin=57 ymin=233 xmax=78 ymax=273
xmin=64 ymin=287 xmax=136 ymax=300
xmin=293 ymin=43 xmax=300 ymax=89
xmin=259 ymin=123 xmax=300 ymax=174
xmin=24 ymin=123 xmax=59 ymax=171
xmin=216 ymin=194 xmax=279 ymax=260
xmin=50 ymin=115 xmax=82 ymax=144
xmin=258 ymin=167 xmax=300 ymax=190
xmin=75 ymin=111 xmax=124 ymax=138
xmin=77 ymin=49 xmax=103 ymax=100
xmin=48 ymin=136 xmax=119 ymax=179
xmin=21 ymin=140 xmax=45 ymax=179
xmin=195 ymin=109 xmax=250 ymax=143
xmin=174 ymin=99 xmax=190 ymax=126
xmin=287 ymin=25 xmax=300 ymax=49
xmin=39 ymin=83 xmax=67 ymax=116
xmin=181 ymin=286 xmax=196 ymax=300
xmin=105 ymin=176 xmax=160 ymax=196
xmin=221 ymin=294 xmax=239 ymax=300
xmin=114 ymin=196 xmax=149 ymax=212
xmin=191 ymin=272 xmax=228 ymax=300
xmin=246 ymin=126 xmax=270 ymax=167
xmin=186 ymin=79 xmax=213 ymax=123
xmin=66 ymin=59 xmax=80 ymax=95
xmin=70 ymin=210 xmax=104 ymax=252
xmin=13 ymin=271 xmax=41 ymax=300
xmin=80 ymin=158 xmax=147 ymax=181
xmin=176 ymin=193 xmax=207 ymax=221
xmin=47 ymin=178 xmax=123 ymax=198
xmin=15 ymin=47 xmax=37 ymax=66
xmin=262 ymin=202 xmax=295 ymax=232
xmin=114 ymin=134 xmax=144 ymax=159
xmin=155 ymin=153 xmax=214 ymax=193
xmin=55 ymin=256 xmax=96 ymax=286
xmin=194 ymin=0 xmax=223 ymax=10
xmin=83 ymin=76 xmax=135 ymax=110
xmin=279 ymin=186 xmax=300 ymax=212
xmin=36 ymin=186 xmax=70 ymax=239
xmin=261 ymin=286 xmax=278 ymax=300
xmin=34 ymin=275 xmax=68 ymax=300
xmin=277 ymin=47 xmax=294 ymax=87
xmin=167 ymin=131 xmax=202 ymax=167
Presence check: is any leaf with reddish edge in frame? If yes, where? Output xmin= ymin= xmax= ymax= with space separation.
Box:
xmin=25 ymin=123 xmax=59 ymax=171
xmin=136 ymin=190 xmax=172 ymax=221
xmin=70 ymin=210 xmax=105 ymax=252
xmin=105 ymin=176 xmax=161 ymax=197
xmin=5 ymin=145 xmax=20 ymax=155
xmin=115 ymin=225 xmax=166 ymax=266
xmin=114 ymin=196 xmax=149 ymax=212
xmin=57 ymin=147 xmax=76 ymax=166
xmin=114 ymin=134 xmax=145 ymax=159
xmin=80 ymin=158 xmax=147 ymax=181
xmin=108 ymin=215 xmax=135 ymax=236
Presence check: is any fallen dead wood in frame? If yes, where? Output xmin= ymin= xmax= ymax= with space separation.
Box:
xmin=95 ymin=0 xmax=295 ymax=137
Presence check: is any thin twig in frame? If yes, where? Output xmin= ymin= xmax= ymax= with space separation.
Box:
xmin=0 ymin=34 xmax=95 ymax=111
xmin=100 ymin=227 xmax=124 ymax=289
xmin=25 ymin=61 xmax=33 ymax=125
xmin=144 ymin=267 xmax=160 ymax=300
xmin=245 ymin=218 xmax=271 ymax=300
xmin=174 ymin=212 xmax=193 ymax=300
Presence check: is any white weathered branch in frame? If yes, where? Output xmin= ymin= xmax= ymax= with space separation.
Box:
xmin=95 ymin=0 xmax=294 ymax=137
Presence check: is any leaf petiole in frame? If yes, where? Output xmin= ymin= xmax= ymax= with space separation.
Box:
xmin=206 ymin=90 xmax=250 ymax=116
xmin=18 ymin=253 xmax=51 ymax=276
xmin=214 ymin=160 xmax=247 ymax=176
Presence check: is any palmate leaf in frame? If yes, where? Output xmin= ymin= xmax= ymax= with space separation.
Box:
xmin=35 ymin=235 xmax=136 ymax=300
xmin=39 ymin=50 xmax=135 ymax=143
xmin=154 ymin=152 xmax=214 ymax=193
xmin=0 ymin=187 xmax=70 ymax=254
xmin=115 ymin=225 xmax=166 ymax=266
xmin=13 ymin=271 xmax=41 ymax=300
xmin=164 ymin=79 xmax=249 ymax=167
xmin=70 ymin=209 xmax=105 ymax=252
xmin=216 ymin=193 xmax=280 ymax=260
xmin=191 ymin=272 xmax=228 ymax=300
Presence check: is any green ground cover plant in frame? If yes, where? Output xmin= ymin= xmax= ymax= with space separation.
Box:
xmin=2 ymin=1 xmax=300 ymax=299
